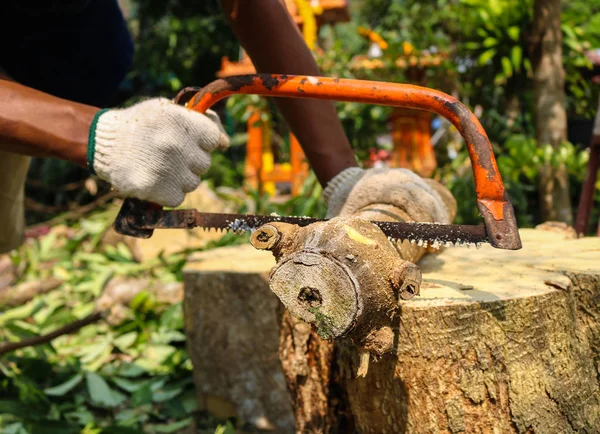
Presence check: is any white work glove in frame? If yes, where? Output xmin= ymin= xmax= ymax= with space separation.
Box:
xmin=322 ymin=167 xmax=456 ymax=224
xmin=87 ymin=98 xmax=229 ymax=207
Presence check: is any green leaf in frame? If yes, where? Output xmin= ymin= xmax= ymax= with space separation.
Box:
xmin=78 ymin=341 xmax=112 ymax=365
xmin=153 ymin=330 xmax=186 ymax=344
xmin=131 ymin=382 xmax=153 ymax=407
xmin=114 ymin=331 xmax=138 ymax=351
xmin=501 ymin=56 xmax=513 ymax=78
xmin=117 ymin=363 xmax=147 ymax=378
xmin=159 ymin=304 xmax=183 ymax=330
xmin=476 ymin=28 xmax=488 ymax=39
xmin=149 ymin=377 xmax=168 ymax=392
xmin=80 ymin=218 xmax=109 ymax=236
xmin=511 ymin=46 xmax=522 ymax=72
xmin=488 ymin=0 xmax=500 ymax=15
xmin=111 ymin=377 xmax=149 ymax=393
xmin=77 ymin=253 xmax=109 ymax=265
xmin=482 ymin=37 xmax=497 ymax=48
xmin=38 ymin=231 xmax=57 ymax=253
xmin=130 ymin=291 xmax=151 ymax=312
xmin=562 ymin=23 xmax=576 ymax=40
xmin=114 ymin=408 xmax=145 ymax=427
xmin=144 ymin=344 xmax=176 ymax=365
xmin=44 ymin=373 xmax=84 ymax=396
xmin=145 ymin=418 xmax=193 ymax=434
xmin=0 ymin=299 xmax=43 ymax=326
xmin=85 ymin=372 xmax=126 ymax=409
xmin=32 ymin=300 xmax=61 ymax=325
xmin=214 ymin=421 xmax=236 ymax=434
xmin=507 ymin=26 xmax=520 ymax=41
xmin=64 ymin=407 xmax=95 ymax=426
xmin=152 ymin=385 xmax=183 ymax=403
xmin=477 ymin=10 xmax=490 ymax=26
xmin=1 ymin=422 xmax=27 ymax=434
xmin=478 ymin=48 xmax=496 ymax=65
xmin=464 ymin=42 xmax=480 ymax=50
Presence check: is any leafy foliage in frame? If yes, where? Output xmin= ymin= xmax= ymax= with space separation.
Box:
xmin=315 ymin=0 xmax=600 ymax=229
xmin=0 ymin=206 xmax=243 ymax=433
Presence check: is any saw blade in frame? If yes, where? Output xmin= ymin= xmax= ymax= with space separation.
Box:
xmin=133 ymin=210 xmax=488 ymax=247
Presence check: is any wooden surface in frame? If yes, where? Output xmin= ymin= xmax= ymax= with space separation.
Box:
xmin=415 ymin=228 xmax=599 ymax=303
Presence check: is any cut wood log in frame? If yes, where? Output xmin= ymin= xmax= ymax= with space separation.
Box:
xmin=183 ymin=228 xmax=600 ymax=433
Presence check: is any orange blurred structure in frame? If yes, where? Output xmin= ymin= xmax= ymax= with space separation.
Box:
xmin=283 ymin=0 xmax=350 ymax=26
xmin=350 ymin=36 xmax=448 ymax=178
xmin=218 ymin=0 xmax=349 ymax=196
xmin=389 ymin=108 xmax=437 ymax=176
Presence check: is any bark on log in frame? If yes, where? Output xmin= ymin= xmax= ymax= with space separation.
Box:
xmin=183 ymin=228 xmax=600 ymax=433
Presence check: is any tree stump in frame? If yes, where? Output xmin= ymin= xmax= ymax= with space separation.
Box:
xmin=182 ymin=245 xmax=295 ymax=433
xmin=183 ymin=228 xmax=600 ymax=433
xmin=339 ymin=227 xmax=600 ymax=434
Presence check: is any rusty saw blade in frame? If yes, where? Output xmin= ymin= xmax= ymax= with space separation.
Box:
xmin=126 ymin=209 xmax=488 ymax=248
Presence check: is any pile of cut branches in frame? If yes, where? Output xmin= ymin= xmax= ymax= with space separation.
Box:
xmin=0 ymin=204 xmax=244 ymax=434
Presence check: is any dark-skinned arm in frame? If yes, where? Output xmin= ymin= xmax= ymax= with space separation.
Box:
xmin=220 ymin=0 xmax=358 ymax=187
xmin=0 ymin=77 xmax=98 ymax=167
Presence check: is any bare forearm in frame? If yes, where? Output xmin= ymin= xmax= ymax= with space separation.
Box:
xmin=0 ymin=78 xmax=98 ymax=167
xmin=221 ymin=0 xmax=358 ymax=186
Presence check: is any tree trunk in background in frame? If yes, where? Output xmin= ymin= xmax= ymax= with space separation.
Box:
xmin=530 ymin=0 xmax=572 ymax=224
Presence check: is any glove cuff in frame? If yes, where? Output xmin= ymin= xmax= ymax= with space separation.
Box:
xmin=323 ymin=167 xmax=365 ymax=208
xmin=87 ymin=108 xmax=110 ymax=175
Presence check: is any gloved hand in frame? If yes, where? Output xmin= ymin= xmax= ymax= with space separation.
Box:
xmin=322 ymin=167 xmax=457 ymax=224
xmin=87 ymin=98 xmax=229 ymax=207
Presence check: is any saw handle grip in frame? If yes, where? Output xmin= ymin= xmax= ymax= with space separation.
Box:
xmin=113 ymin=90 xmax=205 ymax=239
xmin=115 ymin=74 xmax=521 ymax=250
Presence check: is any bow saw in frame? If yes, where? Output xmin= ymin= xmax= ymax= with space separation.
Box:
xmin=113 ymin=74 xmax=522 ymax=251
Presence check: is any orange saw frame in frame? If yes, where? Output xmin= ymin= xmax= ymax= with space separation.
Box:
xmin=116 ymin=74 xmax=522 ymax=250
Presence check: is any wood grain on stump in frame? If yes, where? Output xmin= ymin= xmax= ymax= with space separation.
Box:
xmin=182 ymin=245 xmax=295 ymax=433
xmin=182 ymin=228 xmax=600 ymax=433
xmin=342 ymin=228 xmax=600 ymax=434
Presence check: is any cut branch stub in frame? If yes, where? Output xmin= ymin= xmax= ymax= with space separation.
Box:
xmin=392 ymin=262 xmax=422 ymax=300
xmin=252 ymin=216 xmax=416 ymax=357
xmin=270 ymin=251 xmax=361 ymax=340
xmin=250 ymin=224 xmax=281 ymax=250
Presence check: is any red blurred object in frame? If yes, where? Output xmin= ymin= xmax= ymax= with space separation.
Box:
xmin=366 ymin=148 xmax=391 ymax=168
xmin=24 ymin=226 xmax=51 ymax=239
